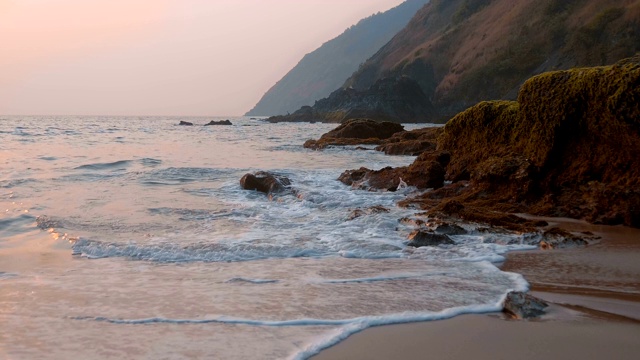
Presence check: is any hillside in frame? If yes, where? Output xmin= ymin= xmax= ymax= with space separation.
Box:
xmin=270 ymin=0 xmax=640 ymax=123
xmin=246 ymin=0 xmax=430 ymax=116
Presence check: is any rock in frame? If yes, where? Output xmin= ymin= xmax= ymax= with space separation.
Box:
xmin=240 ymin=171 xmax=291 ymax=194
xmin=322 ymin=118 xmax=404 ymax=140
xmin=347 ymin=205 xmax=390 ymax=220
xmin=539 ymin=227 xmax=588 ymax=250
xmin=502 ymin=291 xmax=548 ymax=319
xmin=338 ymin=150 xmax=450 ymax=192
xmin=178 ymin=121 xmax=194 ymax=126
xmin=204 ymin=120 xmax=232 ymax=126
xmin=304 ymin=118 xmax=404 ymax=150
xmin=407 ymin=231 xmax=454 ymax=247
xmin=338 ymin=167 xmax=370 ymax=186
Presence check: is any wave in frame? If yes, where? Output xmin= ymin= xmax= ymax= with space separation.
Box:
xmin=0 ymin=213 xmax=37 ymax=237
xmin=225 ymin=277 xmax=279 ymax=284
xmin=0 ymin=178 xmax=37 ymax=189
xmin=71 ymin=238 xmax=331 ymax=262
xmin=70 ymin=288 xmax=527 ymax=360
xmin=139 ymin=167 xmax=232 ymax=186
xmin=74 ymin=160 xmax=132 ymax=171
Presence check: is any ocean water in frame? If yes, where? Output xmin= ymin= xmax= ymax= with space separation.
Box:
xmin=0 ymin=116 xmax=533 ymax=359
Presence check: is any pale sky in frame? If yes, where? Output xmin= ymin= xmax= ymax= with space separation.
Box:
xmin=0 ymin=0 xmax=406 ymax=116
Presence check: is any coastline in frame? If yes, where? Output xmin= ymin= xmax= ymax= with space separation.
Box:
xmin=311 ymin=219 xmax=640 ymax=359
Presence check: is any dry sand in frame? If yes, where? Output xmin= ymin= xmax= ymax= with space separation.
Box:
xmin=312 ymin=219 xmax=640 ymax=360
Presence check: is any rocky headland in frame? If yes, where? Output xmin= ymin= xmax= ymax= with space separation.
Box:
xmin=302 ymin=56 xmax=640 ymax=247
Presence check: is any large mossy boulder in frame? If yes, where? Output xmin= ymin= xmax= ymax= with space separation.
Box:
xmin=435 ymin=56 xmax=640 ymax=227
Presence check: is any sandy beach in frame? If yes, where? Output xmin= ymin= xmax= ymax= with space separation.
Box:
xmin=313 ymin=219 xmax=640 ymax=359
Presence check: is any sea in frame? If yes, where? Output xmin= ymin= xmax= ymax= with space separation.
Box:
xmin=0 ymin=116 xmax=534 ymax=359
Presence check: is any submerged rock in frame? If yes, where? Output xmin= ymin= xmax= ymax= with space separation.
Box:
xmin=347 ymin=205 xmax=390 ymax=221
xmin=205 ymin=120 xmax=233 ymax=126
xmin=178 ymin=121 xmax=194 ymax=126
xmin=502 ymin=291 xmax=548 ymax=319
xmin=240 ymin=171 xmax=291 ymax=194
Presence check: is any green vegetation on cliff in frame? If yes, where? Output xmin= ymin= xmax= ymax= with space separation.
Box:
xmin=346 ymin=0 xmax=640 ymax=121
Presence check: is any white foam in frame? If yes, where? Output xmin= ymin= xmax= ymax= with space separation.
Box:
xmin=72 ymin=298 xmax=516 ymax=360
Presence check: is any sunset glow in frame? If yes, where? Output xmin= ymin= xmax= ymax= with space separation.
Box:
xmin=0 ymin=0 xmax=404 ymax=115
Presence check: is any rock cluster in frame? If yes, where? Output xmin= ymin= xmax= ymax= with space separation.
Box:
xmin=338 ymin=150 xmax=450 ymax=191
xmin=333 ymin=56 xmax=640 ymax=229
xmin=178 ymin=120 xmax=233 ymax=126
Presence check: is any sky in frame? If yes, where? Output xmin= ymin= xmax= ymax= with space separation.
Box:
xmin=0 ymin=0 xmax=406 ymax=116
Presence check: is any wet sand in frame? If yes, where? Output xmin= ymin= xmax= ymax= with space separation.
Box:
xmin=313 ymin=219 xmax=640 ymax=360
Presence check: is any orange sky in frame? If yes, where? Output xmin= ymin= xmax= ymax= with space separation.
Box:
xmin=0 ymin=0 xmax=405 ymax=116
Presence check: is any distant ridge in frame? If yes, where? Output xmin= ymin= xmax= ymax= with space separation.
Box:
xmin=246 ymin=0 xmax=430 ymax=116
xmin=269 ymin=0 xmax=640 ymax=123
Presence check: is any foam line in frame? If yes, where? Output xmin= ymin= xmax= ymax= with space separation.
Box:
xmin=319 ymin=272 xmax=450 ymax=284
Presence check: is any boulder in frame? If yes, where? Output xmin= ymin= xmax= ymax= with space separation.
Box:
xmin=240 ymin=171 xmax=291 ymax=194
xmin=178 ymin=121 xmax=194 ymax=126
xmin=502 ymin=291 xmax=548 ymax=319
xmin=205 ymin=120 xmax=233 ymax=126
xmin=407 ymin=231 xmax=454 ymax=247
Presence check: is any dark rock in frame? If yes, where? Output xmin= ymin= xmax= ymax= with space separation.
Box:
xmin=204 ymin=120 xmax=232 ymax=126
xmin=338 ymin=150 xmax=449 ymax=192
xmin=178 ymin=121 xmax=194 ymax=126
xmin=338 ymin=167 xmax=370 ymax=186
xmin=304 ymin=118 xmax=404 ymax=150
xmin=503 ymin=291 xmax=548 ymax=319
xmin=539 ymin=227 xmax=588 ymax=250
xmin=407 ymin=231 xmax=454 ymax=247
xmin=240 ymin=171 xmax=291 ymax=194
xmin=323 ymin=118 xmax=404 ymax=140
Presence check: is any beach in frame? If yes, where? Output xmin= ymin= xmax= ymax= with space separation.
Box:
xmin=313 ymin=218 xmax=640 ymax=359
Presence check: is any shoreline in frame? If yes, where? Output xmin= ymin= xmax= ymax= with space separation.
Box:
xmin=311 ymin=219 xmax=640 ymax=359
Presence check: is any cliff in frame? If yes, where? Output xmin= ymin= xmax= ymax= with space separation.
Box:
xmin=414 ymin=56 xmax=639 ymax=227
xmin=272 ymin=0 xmax=640 ymax=123
xmin=246 ymin=0 xmax=430 ymax=116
